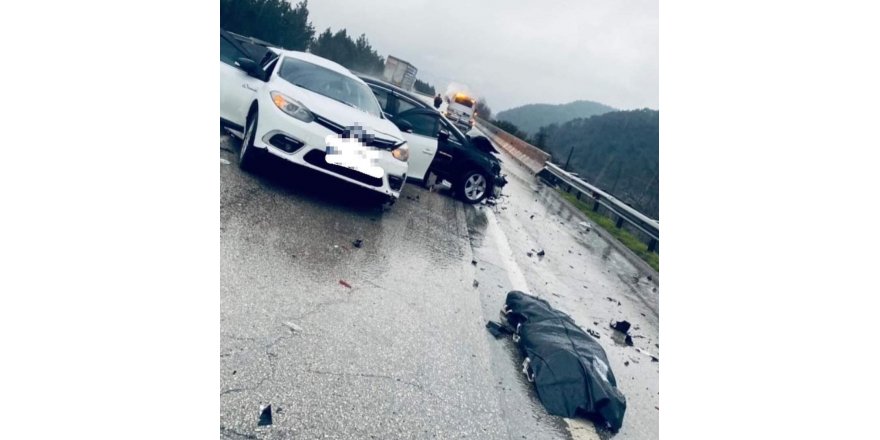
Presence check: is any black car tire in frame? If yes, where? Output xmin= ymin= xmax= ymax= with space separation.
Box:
xmin=239 ymin=110 xmax=263 ymax=172
xmin=456 ymin=169 xmax=491 ymax=204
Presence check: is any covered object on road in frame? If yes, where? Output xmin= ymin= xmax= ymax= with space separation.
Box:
xmin=502 ymin=291 xmax=627 ymax=432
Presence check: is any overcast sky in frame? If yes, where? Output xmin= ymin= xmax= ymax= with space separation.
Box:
xmin=306 ymin=0 xmax=658 ymax=113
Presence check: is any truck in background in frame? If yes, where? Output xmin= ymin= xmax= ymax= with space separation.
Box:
xmin=445 ymin=92 xmax=476 ymax=131
xmin=382 ymin=56 xmax=418 ymax=91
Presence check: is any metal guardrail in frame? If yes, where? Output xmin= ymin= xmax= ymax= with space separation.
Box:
xmin=540 ymin=162 xmax=659 ymax=253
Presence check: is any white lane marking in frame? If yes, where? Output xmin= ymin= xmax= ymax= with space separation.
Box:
xmin=483 ymin=208 xmax=529 ymax=292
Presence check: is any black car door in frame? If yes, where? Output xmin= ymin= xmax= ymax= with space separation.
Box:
xmin=432 ymin=119 xmax=468 ymax=178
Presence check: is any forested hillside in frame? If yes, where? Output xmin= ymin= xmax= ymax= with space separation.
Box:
xmin=495 ymin=100 xmax=616 ymax=135
xmin=537 ymin=109 xmax=659 ymax=218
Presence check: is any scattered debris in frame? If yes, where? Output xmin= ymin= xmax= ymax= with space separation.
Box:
xmin=606 ymin=297 xmax=615 ymax=302
xmin=258 ymin=404 xmax=273 ymax=426
xmin=471 ymin=260 xmax=478 ymax=266
xmin=352 ymin=239 xmax=363 ymax=248
xmin=624 ymin=361 xmax=629 ymax=367
xmin=232 ymin=370 xmax=236 ymax=375
xmin=610 ymin=320 xmax=632 ymax=334
xmin=530 ymin=214 xmax=535 ymax=220
xmin=338 ymin=280 xmax=352 ymax=288
xmin=283 ymin=321 xmax=303 ymax=333
xmin=593 ymin=321 xmax=599 ymax=326
xmin=473 ymin=280 xmax=479 ymax=288
xmin=587 ymin=328 xmax=601 ymax=339
xmin=640 ymin=312 xmax=646 ymax=317
xmin=527 ymin=252 xmax=533 ymax=257
xmin=220 ymin=158 xmax=231 ymax=165
xmin=486 ymin=321 xmax=514 ymax=338
xmin=625 ymin=335 xmax=634 ymax=346
xmin=647 ymin=275 xmax=653 ymax=281
xmin=651 ymin=356 xmax=659 ymax=362
xmin=537 ymin=250 xmax=545 ymax=257
xmin=578 ymin=221 xmax=591 ymax=232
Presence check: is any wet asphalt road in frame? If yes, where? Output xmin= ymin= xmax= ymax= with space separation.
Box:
xmin=220 ymin=133 xmax=659 ymax=439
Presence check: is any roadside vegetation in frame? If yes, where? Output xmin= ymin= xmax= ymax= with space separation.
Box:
xmin=221 ymin=0 xmax=433 ymax=82
xmin=557 ymin=189 xmax=659 ymax=272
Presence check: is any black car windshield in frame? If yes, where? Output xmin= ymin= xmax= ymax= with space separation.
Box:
xmin=278 ymin=57 xmax=382 ymax=118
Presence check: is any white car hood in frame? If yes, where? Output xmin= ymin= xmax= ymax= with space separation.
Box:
xmin=270 ymin=78 xmax=403 ymax=142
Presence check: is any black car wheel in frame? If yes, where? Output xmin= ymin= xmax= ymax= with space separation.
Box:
xmin=457 ymin=169 xmax=490 ymax=204
xmin=239 ymin=110 xmax=263 ymax=172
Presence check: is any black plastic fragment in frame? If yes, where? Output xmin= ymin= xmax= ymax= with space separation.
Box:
xmin=258 ymin=404 xmax=272 ymax=426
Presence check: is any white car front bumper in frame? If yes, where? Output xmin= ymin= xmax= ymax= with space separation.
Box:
xmin=251 ymin=95 xmax=408 ymax=199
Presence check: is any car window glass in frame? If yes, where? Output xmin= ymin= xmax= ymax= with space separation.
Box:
xmin=220 ymin=36 xmax=246 ymax=67
xmin=441 ymin=120 xmax=466 ymax=145
xmin=397 ymin=113 xmax=438 ymax=138
xmin=395 ymin=98 xmax=418 ymax=117
xmin=371 ymin=88 xmax=391 ymax=113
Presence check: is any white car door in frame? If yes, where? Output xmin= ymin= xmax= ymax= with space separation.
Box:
xmin=393 ymin=109 xmax=439 ymax=181
xmin=220 ymin=34 xmax=262 ymax=127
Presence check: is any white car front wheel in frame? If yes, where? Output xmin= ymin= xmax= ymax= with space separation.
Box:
xmin=239 ymin=110 xmax=262 ymax=172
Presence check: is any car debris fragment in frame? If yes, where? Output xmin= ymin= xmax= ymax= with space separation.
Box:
xmin=610 ymin=320 xmax=631 ymax=334
xmin=338 ymin=280 xmax=352 ymax=288
xmin=283 ymin=321 xmax=303 ymax=333
xmin=352 ymin=239 xmax=363 ymax=248
xmin=258 ymin=404 xmax=273 ymax=426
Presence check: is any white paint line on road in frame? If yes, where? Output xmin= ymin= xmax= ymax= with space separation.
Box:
xmin=483 ymin=208 xmax=530 ymax=292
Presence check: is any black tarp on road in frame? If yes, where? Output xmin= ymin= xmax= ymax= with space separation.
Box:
xmin=503 ymin=291 xmax=627 ymax=432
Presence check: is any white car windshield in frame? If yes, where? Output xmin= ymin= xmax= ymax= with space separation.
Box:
xmin=278 ymin=57 xmax=382 ymax=118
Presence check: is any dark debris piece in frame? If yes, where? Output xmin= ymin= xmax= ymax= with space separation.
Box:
xmin=610 ymin=320 xmax=632 ymax=334
xmin=258 ymin=404 xmax=273 ymax=426
xmin=352 ymin=239 xmax=363 ymax=248
xmin=471 ymin=260 xmax=478 ymax=266
xmin=625 ymin=335 xmax=634 ymax=346
xmin=537 ymin=250 xmax=545 ymax=257
xmin=587 ymin=328 xmax=601 ymax=339
xmin=527 ymin=252 xmax=533 ymax=257
xmin=486 ymin=321 xmax=514 ymax=338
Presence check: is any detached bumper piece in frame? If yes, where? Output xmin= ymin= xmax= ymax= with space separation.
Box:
xmin=303 ymin=150 xmax=383 ymax=187
xmin=500 ymin=291 xmax=627 ymax=432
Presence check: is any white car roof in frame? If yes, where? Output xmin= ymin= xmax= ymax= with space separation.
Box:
xmin=274 ymin=50 xmax=364 ymax=83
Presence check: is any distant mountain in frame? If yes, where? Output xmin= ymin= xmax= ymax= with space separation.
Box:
xmin=495 ymin=100 xmax=616 ymax=135
xmin=536 ymin=109 xmax=659 ymax=218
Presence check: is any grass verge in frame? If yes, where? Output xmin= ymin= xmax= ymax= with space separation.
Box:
xmin=557 ymin=189 xmax=659 ymax=272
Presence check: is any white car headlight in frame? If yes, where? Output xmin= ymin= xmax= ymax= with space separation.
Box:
xmin=391 ymin=143 xmax=409 ymax=162
xmin=270 ymin=91 xmax=314 ymax=123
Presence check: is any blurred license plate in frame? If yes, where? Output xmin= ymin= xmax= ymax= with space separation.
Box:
xmin=325 ymin=140 xmax=384 ymax=178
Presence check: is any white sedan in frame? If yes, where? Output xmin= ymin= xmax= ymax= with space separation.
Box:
xmin=220 ymin=30 xmax=410 ymax=203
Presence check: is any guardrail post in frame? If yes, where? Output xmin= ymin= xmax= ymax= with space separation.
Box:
xmin=647 ymin=238 xmax=658 ymax=253
xmin=592 ymin=200 xmax=600 ymax=212
xmin=615 ymin=216 xmax=624 ymax=229
xmin=576 ymin=192 xmax=581 ymax=200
